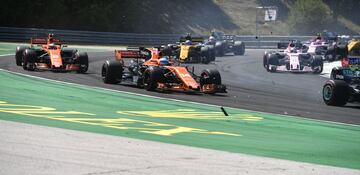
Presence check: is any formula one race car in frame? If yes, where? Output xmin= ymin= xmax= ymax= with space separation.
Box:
xmin=15 ymin=33 xmax=88 ymax=73
xmin=209 ymin=31 xmax=245 ymax=56
xmin=324 ymin=35 xmax=351 ymax=62
xmin=322 ymin=40 xmax=360 ymax=106
xmin=163 ymin=35 xmax=215 ymax=64
xmin=101 ymin=47 xmax=226 ymax=94
xmin=263 ymin=41 xmax=323 ymax=73
xmin=302 ymin=40 xmax=329 ymax=57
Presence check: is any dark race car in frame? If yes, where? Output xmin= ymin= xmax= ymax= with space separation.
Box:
xmin=323 ymin=40 xmax=360 ymax=106
xmin=209 ymin=31 xmax=245 ymax=56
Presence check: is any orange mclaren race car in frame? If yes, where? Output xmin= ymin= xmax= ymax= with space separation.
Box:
xmin=15 ymin=33 xmax=88 ymax=73
xmin=101 ymin=47 xmax=226 ymax=94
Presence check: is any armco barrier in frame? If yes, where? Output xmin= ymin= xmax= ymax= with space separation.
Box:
xmin=0 ymin=27 xmax=358 ymax=48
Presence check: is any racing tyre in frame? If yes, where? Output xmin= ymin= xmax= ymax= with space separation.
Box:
xmin=22 ymin=49 xmax=36 ymax=71
xmin=15 ymin=46 xmax=28 ymax=66
xmin=76 ymin=52 xmax=89 ymax=73
xmin=102 ymin=60 xmax=123 ymax=84
xmin=234 ymin=41 xmax=245 ymax=55
xmin=267 ymin=53 xmax=278 ymax=72
xmin=208 ymin=45 xmax=216 ymax=61
xmin=263 ymin=51 xmax=271 ymax=68
xmin=312 ymin=55 xmax=323 ymax=74
xmin=215 ymin=42 xmax=224 ymax=57
xmin=200 ymin=46 xmax=211 ymax=64
xmin=62 ymin=48 xmax=77 ymax=58
xmin=143 ymin=66 xmax=164 ymax=91
xmin=200 ymin=69 xmax=222 ymax=86
xmin=322 ymin=80 xmax=349 ymax=106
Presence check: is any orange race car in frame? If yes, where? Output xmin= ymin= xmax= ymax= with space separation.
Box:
xmin=15 ymin=33 xmax=88 ymax=73
xmin=101 ymin=47 xmax=226 ymax=94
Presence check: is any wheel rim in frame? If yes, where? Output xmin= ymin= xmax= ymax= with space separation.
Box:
xmin=323 ymin=85 xmax=333 ymax=101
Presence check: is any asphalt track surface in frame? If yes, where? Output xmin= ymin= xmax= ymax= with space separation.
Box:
xmin=0 ymin=49 xmax=359 ymax=125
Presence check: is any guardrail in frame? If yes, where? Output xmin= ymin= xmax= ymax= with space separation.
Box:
xmin=0 ymin=27 xmax=358 ymax=48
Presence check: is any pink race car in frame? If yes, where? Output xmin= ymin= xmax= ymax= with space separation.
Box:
xmin=263 ymin=41 xmax=323 ymax=73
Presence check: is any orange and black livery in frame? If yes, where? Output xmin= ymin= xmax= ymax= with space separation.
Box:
xmin=101 ymin=47 xmax=226 ymax=94
xmin=15 ymin=33 xmax=88 ymax=73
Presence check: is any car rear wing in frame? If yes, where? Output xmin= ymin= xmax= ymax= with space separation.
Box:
xmin=277 ymin=40 xmax=303 ymax=49
xmin=221 ymin=34 xmax=236 ymax=41
xmin=115 ymin=48 xmax=148 ymax=61
xmin=31 ymin=38 xmax=61 ymax=45
xmin=277 ymin=42 xmax=289 ymax=49
xmin=179 ymin=37 xmax=204 ymax=43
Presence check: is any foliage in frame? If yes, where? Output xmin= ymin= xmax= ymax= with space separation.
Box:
xmin=287 ymin=0 xmax=330 ymax=35
xmin=0 ymin=0 xmax=237 ymax=34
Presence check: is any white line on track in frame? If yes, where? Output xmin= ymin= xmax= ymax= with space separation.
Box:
xmin=0 ymin=53 xmax=14 ymax=56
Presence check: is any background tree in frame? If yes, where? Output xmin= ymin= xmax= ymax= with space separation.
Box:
xmin=288 ymin=0 xmax=329 ymax=35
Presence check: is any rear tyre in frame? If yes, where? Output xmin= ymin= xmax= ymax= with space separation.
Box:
xmin=207 ymin=45 xmax=216 ymax=61
xmin=15 ymin=46 xmax=28 ymax=66
xmin=102 ymin=60 xmax=123 ymax=84
xmin=215 ymin=42 xmax=224 ymax=57
xmin=76 ymin=52 xmax=89 ymax=73
xmin=323 ymin=80 xmax=349 ymax=106
xmin=143 ymin=66 xmax=164 ymax=91
xmin=200 ymin=46 xmax=211 ymax=64
xmin=234 ymin=41 xmax=245 ymax=55
xmin=263 ymin=51 xmax=270 ymax=68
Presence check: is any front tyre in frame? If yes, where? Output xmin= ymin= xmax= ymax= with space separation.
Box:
xmin=143 ymin=66 xmax=164 ymax=91
xmin=22 ymin=49 xmax=36 ymax=71
xmin=76 ymin=52 xmax=89 ymax=73
xmin=234 ymin=41 xmax=245 ymax=55
xmin=312 ymin=55 xmax=323 ymax=74
xmin=322 ymin=80 xmax=349 ymax=106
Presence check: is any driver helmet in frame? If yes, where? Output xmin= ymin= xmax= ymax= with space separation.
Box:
xmin=159 ymin=57 xmax=170 ymax=66
xmin=289 ymin=47 xmax=296 ymax=53
xmin=314 ymin=39 xmax=322 ymax=44
xmin=185 ymin=40 xmax=192 ymax=45
xmin=209 ymin=36 xmax=216 ymax=42
xmin=48 ymin=33 xmax=54 ymax=38
xmin=48 ymin=43 xmax=56 ymax=49
xmin=288 ymin=43 xmax=296 ymax=53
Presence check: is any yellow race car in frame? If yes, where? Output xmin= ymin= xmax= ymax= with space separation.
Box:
xmin=163 ymin=36 xmax=215 ymax=64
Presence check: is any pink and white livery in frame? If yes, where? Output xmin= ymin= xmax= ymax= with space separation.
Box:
xmin=263 ymin=41 xmax=323 ymax=73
